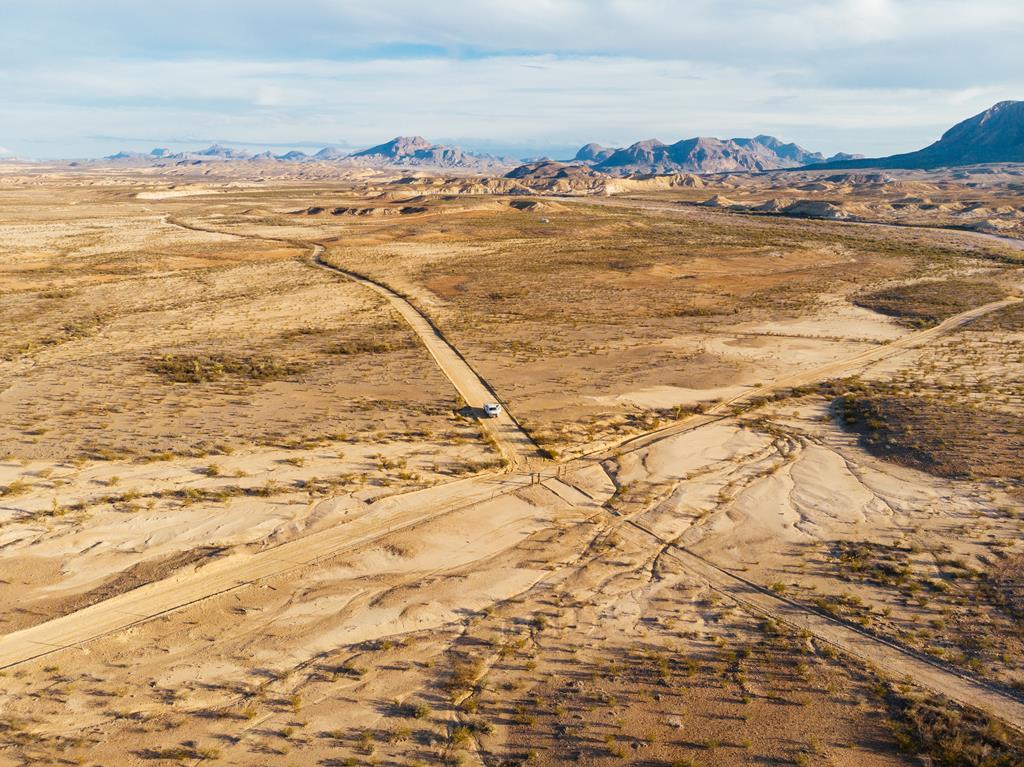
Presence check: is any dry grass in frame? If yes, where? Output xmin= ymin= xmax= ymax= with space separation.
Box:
xmin=885 ymin=686 xmax=1024 ymax=767
xmin=835 ymin=387 xmax=1024 ymax=482
xmin=324 ymin=338 xmax=413 ymax=355
xmin=853 ymin=279 xmax=1008 ymax=327
xmin=962 ymin=300 xmax=1024 ymax=332
xmin=0 ymin=167 xmax=1021 ymax=766
xmin=149 ymin=353 xmax=307 ymax=383
xmin=321 ymin=199 xmax=995 ymax=454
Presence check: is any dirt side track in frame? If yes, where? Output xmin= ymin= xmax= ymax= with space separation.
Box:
xmin=3 ymin=215 xmax=1019 ymax=733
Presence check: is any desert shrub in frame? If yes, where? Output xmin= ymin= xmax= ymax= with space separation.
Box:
xmin=324 ymin=337 xmax=411 ymax=355
xmin=149 ymin=354 xmax=305 ymax=383
xmin=834 ymin=391 xmax=1024 ymax=482
xmin=0 ymin=480 xmax=29 ymax=497
xmin=886 ymin=688 xmax=1024 ymax=767
xmin=962 ymin=301 xmax=1024 ymax=332
xmin=853 ymin=280 xmax=1006 ymax=327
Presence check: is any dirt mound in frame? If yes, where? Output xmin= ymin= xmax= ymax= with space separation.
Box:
xmin=700 ymin=194 xmax=738 ymax=208
xmin=782 ymin=199 xmax=851 ymax=220
xmin=509 ymin=199 xmax=567 ymax=212
xmin=821 ymin=172 xmax=897 ymax=185
xmin=751 ymin=198 xmax=791 ymax=212
xmin=970 ymin=218 xmax=1019 ymax=232
xmin=602 ymin=172 xmax=706 ymax=195
xmin=291 ymin=205 xmax=432 ymax=217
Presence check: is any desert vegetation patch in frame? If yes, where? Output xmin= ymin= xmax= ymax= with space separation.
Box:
xmin=834 ymin=386 xmax=1024 ymax=482
xmin=853 ymin=279 xmax=1007 ymax=327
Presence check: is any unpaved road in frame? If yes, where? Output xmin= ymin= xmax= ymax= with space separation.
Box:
xmin=1 ymin=287 xmax=1018 ymax=710
xmin=6 ymin=213 xmax=1019 ymax=731
xmin=558 ymin=194 xmax=1024 ymax=254
xmin=621 ymin=521 xmax=1024 ymax=732
xmin=583 ymin=294 xmax=1023 ymax=460
xmin=309 ymin=245 xmax=543 ymax=469
xmin=163 ymin=217 xmax=541 ymax=469
xmin=0 ymin=472 xmax=529 ymax=669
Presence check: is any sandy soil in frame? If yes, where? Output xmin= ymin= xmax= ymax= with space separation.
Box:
xmin=0 ymin=167 xmax=1022 ymax=766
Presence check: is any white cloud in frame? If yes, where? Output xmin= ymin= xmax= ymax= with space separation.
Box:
xmin=0 ymin=1 xmax=1022 ymax=157
xmin=3 ymin=53 xmax=1017 ymax=159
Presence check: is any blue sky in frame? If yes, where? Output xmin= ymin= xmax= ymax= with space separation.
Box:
xmin=1 ymin=0 xmax=1023 ymax=159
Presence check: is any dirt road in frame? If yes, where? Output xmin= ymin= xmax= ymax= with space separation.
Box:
xmin=7 ymin=213 xmax=1017 ymax=732
xmin=0 ymin=472 xmax=529 ymax=670
xmin=309 ymin=246 xmax=543 ymax=469
xmin=1 ymin=278 xmax=1016 ymax=665
xmin=622 ymin=521 xmax=1024 ymax=732
xmin=580 ymin=294 xmax=1022 ymax=461
xmin=163 ymin=217 xmax=541 ymax=469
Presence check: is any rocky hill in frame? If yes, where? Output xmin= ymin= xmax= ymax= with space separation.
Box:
xmin=194 ymin=144 xmax=251 ymax=160
xmin=503 ymin=161 xmax=607 ymax=192
xmin=348 ymin=136 xmax=511 ymax=170
xmin=102 ymin=138 xmax=512 ymax=169
xmin=574 ymin=143 xmax=616 ymax=163
xmin=313 ymin=146 xmax=348 ymax=161
xmin=573 ymin=134 xmax=849 ymax=175
xmin=813 ymin=101 xmax=1024 ymax=170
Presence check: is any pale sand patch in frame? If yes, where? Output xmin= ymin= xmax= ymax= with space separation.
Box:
xmin=723 ymin=298 xmax=908 ymax=342
xmin=0 ymin=437 xmax=485 ymax=598
xmin=641 ymin=421 xmax=769 ymax=482
xmin=593 ymin=326 xmax=884 ymax=410
xmin=565 ymin=463 xmax=617 ymax=502
xmin=136 ymin=188 xmax=224 ymax=199
xmin=591 ymin=383 xmax=748 ymax=409
xmin=250 ymin=492 xmax=568 ymax=664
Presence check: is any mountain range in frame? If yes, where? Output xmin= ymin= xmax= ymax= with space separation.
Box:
xmin=574 ymin=135 xmax=857 ymax=174
xmin=103 ymin=134 xmax=842 ymax=173
xmin=97 ymin=101 xmax=1024 ymax=174
xmin=104 ymin=137 xmax=509 ymax=170
xmin=812 ymin=101 xmax=1024 ymax=170
xmin=346 ymin=136 xmax=510 ymax=169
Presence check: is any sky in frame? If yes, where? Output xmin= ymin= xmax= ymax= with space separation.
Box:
xmin=1 ymin=0 xmax=1023 ymax=160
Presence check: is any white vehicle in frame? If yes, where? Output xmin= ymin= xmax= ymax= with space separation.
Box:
xmin=483 ymin=402 xmax=502 ymax=418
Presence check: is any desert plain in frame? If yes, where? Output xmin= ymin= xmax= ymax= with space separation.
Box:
xmin=0 ymin=159 xmax=1022 ymax=767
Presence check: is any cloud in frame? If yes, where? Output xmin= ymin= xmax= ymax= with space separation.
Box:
xmin=6 ymin=1 xmax=1023 ymax=67
xmin=1 ymin=1 xmax=1022 ymax=158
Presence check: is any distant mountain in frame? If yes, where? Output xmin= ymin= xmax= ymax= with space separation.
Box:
xmin=823 ymin=152 xmax=865 ymax=163
xmin=194 ymin=144 xmax=251 ymax=159
xmin=574 ymin=134 xmax=838 ymax=174
xmin=109 ymin=145 xmax=258 ymax=162
xmin=313 ymin=146 xmax=349 ymax=161
xmin=347 ymin=135 xmax=510 ymax=169
xmin=574 ymin=143 xmax=615 ymax=163
xmin=104 ymin=150 xmax=149 ymax=161
xmin=351 ymin=135 xmax=435 ymax=159
xmin=731 ymin=135 xmax=824 ymax=166
xmin=813 ymin=101 xmax=1024 ymax=170
xmin=99 ymin=138 xmax=506 ymax=168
